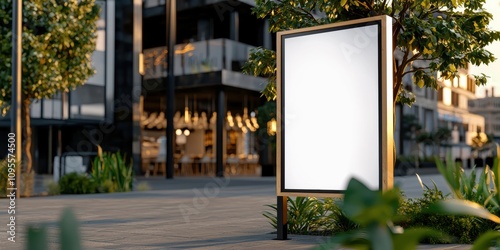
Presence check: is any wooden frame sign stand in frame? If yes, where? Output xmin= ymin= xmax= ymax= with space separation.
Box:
xmin=275 ymin=15 xmax=394 ymax=240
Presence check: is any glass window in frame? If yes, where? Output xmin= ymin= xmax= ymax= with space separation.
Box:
xmin=42 ymin=93 xmax=62 ymax=119
xmin=31 ymin=100 xmax=41 ymax=118
xmin=70 ymin=85 xmax=105 ymax=119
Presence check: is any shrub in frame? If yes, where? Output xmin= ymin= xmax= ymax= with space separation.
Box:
xmin=318 ymin=178 xmax=444 ymax=250
xmin=436 ymin=156 xmax=500 ymax=215
xmin=0 ymin=159 xmax=8 ymax=196
xmin=0 ymin=159 xmax=30 ymax=197
xmin=44 ymin=180 xmax=60 ymax=196
xmin=90 ymin=147 xmax=133 ymax=193
xmin=97 ymin=179 xmax=116 ymax=193
xmin=27 ymin=208 xmax=81 ymax=250
xmin=263 ymin=197 xmax=357 ymax=235
xmin=59 ymin=173 xmax=97 ymax=194
xmin=398 ymin=187 xmax=493 ymax=244
xmin=136 ymin=181 xmax=152 ymax=191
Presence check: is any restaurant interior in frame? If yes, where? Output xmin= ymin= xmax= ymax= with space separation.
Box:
xmin=140 ymin=90 xmax=264 ymax=176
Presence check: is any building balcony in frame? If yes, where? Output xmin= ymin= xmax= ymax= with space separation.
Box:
xmin=142 ymin=38 xmax=265 ymax=91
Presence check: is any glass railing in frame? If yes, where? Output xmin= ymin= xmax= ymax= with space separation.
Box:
xmin=142 ymin=38 xmax=256 ymax=80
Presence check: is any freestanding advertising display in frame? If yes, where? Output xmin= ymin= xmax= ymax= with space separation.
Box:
xmin=276 ymin=15 xmax=393 ymax=198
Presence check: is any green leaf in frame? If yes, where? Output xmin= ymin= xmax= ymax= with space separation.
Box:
xmin=314 ymin=230 xmax=370 ymax=250
xmin=471 ymin=231 xmax=500 ymax=250
xmin=343 ymin=178 xmax=400 ymax=226
xmin=368 ymin=225 xmax=392 ymax=250
xmin=392 ymin=228 xmax=449 ymax=250
xmin=60 ymin=208 xmax=81 ymax=250
xmin=428 ymin=199 xmax=500 ymax=224
xmin=26 ymin=225 xmax=49 ymax=250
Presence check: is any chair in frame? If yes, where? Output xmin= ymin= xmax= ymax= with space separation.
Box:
xmin=178 ymin=155 xmax=194 ymax=176
xmin=142 ymin=141 xmax=159 ymax=176
xmin=154 ymin=136 xmax=166 ymax=176
xmin=246 ymin=154 xmax=260 ymax=175
xmin=225 ymin=155 xmax=240 ymax=175
xmin=199 ymin=155 xmax=216 ymax=176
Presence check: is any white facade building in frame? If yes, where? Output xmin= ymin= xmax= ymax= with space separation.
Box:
xmin=396 ymin=63 xmax=485 ymax=163
xmin=469 ymin=88 xmax=500 ymax=140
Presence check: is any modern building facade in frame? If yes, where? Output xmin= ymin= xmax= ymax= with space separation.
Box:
xmin=0 ymin=0 xmax=272 ymax=176
xmin=396 ymin=62 xmax=485 ymax=162
xmin=469 ymin=88 xmax=500 ymax=141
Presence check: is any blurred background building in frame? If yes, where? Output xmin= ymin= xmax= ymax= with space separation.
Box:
xmin=0 ymin=0 xmax=275 ymax=177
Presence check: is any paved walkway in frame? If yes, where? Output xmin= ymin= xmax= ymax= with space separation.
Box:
xmin=0 ymin=175 xmax=472 ymax=249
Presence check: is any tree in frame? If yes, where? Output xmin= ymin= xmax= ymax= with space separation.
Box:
xmin=0 ymin=0 xmax=100 ymax=174
xmin=401 ymin=114 xmax=422 ymax=141
xmin=417 ymin=127 xmax=452 ymax=156
xmin=243 ymin=0 xmax=500 ymax=106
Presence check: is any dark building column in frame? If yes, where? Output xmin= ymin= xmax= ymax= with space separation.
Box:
xmin=229 ymin=11 xmax=239 ymax=41
xmin=263 ymin=20 xmax=272 ymax=49
xmin=105 ymin=0 xmax=141 ymax=173
xmin=216 ymin=88 xmax=226 ymax=177
xmin=132 ymin=0 xmax=143 ymax=174
xmin=166 ymin=0 xmax=176 ymax=179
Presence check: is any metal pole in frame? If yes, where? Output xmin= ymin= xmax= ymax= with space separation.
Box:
xmin=276 ymin=196 xmax=288 ymax=240
xmin=11 ymin=0 xmax=22 ymax=199
xmin=216 ymin=88 xmax=225 ymax=177
xmin=165 ymin=0 xmax=176 ymax=179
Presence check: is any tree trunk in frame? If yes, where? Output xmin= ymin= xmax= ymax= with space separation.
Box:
xmin=22 ymin=99 xmax=32 ymax=174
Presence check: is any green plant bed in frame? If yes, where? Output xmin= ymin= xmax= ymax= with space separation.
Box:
xmin=90 ymin=147 xmax=134 ymax=193
xmin=264 ymin=190 xmax=495 ymax=244
xmin=263 ymin=197 xmax=358 ymax=235
xmin=59 ymin=173 xmax=97 ymax=195
xmin=263 ymin=156 xmax=500 ymax=247
xmin=398 ymin=188 xmax=494 ymax=244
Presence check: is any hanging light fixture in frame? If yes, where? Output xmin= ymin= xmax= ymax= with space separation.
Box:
xmin=267 ymin=118 xmax=277 ymax=136
xmin=227 ymin=111 xmax=235 ymax=128
xmin=251 ymin=111 xmax=259 ymax=129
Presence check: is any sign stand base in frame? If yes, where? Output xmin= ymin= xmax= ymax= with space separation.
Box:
xmin=275 ymin=195 xmax=288 ymax=240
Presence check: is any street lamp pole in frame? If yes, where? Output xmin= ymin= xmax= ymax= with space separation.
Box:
xmin=11 ymin=0 xmax=22 ymax=199
xmin=165 ymin=0 xmax=176 ymax=179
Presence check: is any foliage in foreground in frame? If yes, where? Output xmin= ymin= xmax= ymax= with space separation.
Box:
xmin=264 ymin=173 xmax=500 ymax=247
xmin=398 ymin=185 xmax=492 ymax=244
xmin=26 ymin=208 xmax=81 ymax=250
xmin=435 ymin=155 xmax=500 ymax=215
xmin=316 ymin=179 xmax=445 ymax=250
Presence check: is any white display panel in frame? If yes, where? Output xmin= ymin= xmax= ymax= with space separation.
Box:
xmin=277 ymin=16 xmax=393 ymax=196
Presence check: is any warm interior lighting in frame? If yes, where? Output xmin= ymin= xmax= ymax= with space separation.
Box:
xmin=139 ymin=52 xmax=144 ymax=75
xmin=227 ymin=111 xmax=234 ymax=128
xmin=267 ymin=118 xmax=276 ymax=136
xmin=175 ymin=43 xmax=195 ymax=55
xmin=183 ymin=129 xmax=190 ymax=136
xmin=184 ymin=107 xmax=191 ymax=124
xmin=175 ymin=129 xmax=182 ymax=136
